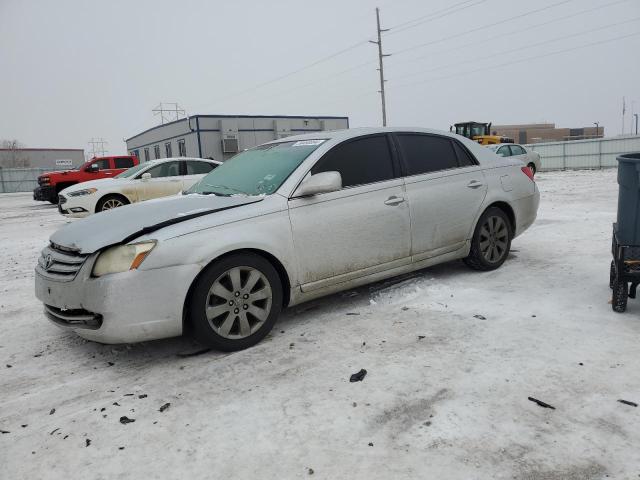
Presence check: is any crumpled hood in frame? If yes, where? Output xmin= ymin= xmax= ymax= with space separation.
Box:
xmin=50 ymin=194 xmax=263 ymax=254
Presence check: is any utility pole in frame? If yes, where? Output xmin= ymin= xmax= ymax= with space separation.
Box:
xmin=593 ymin=121 xmax=599 ymax=138
xmin=87 ymin=138 xmax=108 ymax=158
xmin=634 ymin=113 xmax=639 ymax=135
xmin=152 ymin=102 xmax=186 ymax=125
xmin=369 ymin=8 xmax=390 ymax=126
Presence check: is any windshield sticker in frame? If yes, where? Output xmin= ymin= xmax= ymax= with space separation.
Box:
xmin=291 ymin=140 xmax=325 ymax=147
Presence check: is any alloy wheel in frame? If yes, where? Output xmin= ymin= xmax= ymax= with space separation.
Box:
xmin=205 ymin=266 xmax=273 ymax=339
xmin=101 ymin=198 xmax=125 ymax=210
xmin=479 ymin=216 xmax=509 ymax=263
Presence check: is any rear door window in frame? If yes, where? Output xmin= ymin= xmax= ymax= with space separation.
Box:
xmin=143 ymin=161 xmax=181 ymax=178
xmin=396 ymin=134 xmax=459 ymax=175
xmin=496 ymin=146 xmax=510 ymax=157
xmin=311 ymin=135 xmax=395 ymax=188
xmin=114 ymin=157 xmax=135 ymax=169
xmin=186 ymin=161 xmax=217 ymax=175
xmin=510 ymin=145 xmax=526 ymax=156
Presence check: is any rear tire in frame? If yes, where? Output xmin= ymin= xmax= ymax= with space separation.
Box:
xmin=96 ymin=194 xmax=129 ymax=212
xmin=188 ymin=253 xmax=283 ymax=351
xmin=609 ymin=260 xmax=616 ymax=289
xmin=464 ymin=207 xmax=512 ymax=271
xmin=612 ymin=279 xmax=628 ymax=313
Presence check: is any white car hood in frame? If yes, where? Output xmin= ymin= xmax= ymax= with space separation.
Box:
xmin=50 ymin=194 xmax=264 ymax=254
xmin=62 ymin=177 xmax=125 ymax=193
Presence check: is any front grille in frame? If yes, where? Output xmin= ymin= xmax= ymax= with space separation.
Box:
xmin=44 ymin=305 xmax=102 ymax=329
xmin=58 ymin=195 xmax=67 ymax=205
xmin=36 ymin=243 xmax=88 ymax=282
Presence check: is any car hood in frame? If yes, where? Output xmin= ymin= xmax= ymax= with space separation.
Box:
xmin=62 ymin=177 xmax=120 ymax=192
xmin=50 ymin=194 xmax=264 ymax=254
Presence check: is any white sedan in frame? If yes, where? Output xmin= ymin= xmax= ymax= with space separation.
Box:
xmin=36 ymin=127 xmax=539 ymax=351
xmin=488 ymin=143 xmax=541 ymax=175
xmin=58 ymin=157 xmax=220 ymax=217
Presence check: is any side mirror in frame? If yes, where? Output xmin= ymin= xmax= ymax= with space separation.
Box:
xmin=141 ymin=172 xmax=151 ymax=181
xmin=294 ymin=171 xmax=342 ymax=197
xmin=87 ymin=163 xmax=99 ymax=173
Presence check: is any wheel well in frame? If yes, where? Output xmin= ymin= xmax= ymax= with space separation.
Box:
xmin=95 ymin=193 xmax=130 ymax=212
xmin=181 ymin=248 xmax=292 ymax=333
xmin=486 ymin=201 xmax=515 ymax=232
xmin=55 ymin=182 xmax=76 ymax=193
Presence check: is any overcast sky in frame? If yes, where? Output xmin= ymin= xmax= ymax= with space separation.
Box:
xmin=1 ymin=0 xmax=639 ymax=155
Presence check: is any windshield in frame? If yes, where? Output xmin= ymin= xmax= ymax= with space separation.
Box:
xmin=488 ymin=145 xmax=499 ymax=152
xmin=74 ymin=160 xmax=90 ymax=171
xmin=187 ymin=140 xmax=325 ymax=196
xmin=115 ymin=163 xmax=148 ymax=178
xmin=470 ymin=125 xmax=486 ymax=137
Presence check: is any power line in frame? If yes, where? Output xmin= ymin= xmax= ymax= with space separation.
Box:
xmin=244 ymin=60 xmax=376 ymax=107
xmin=388 ymin=16 xmax=640 ymax=82
xmin=387 ymin=0 xmax=488 ymax=36
xmin=392 ymin=0 xmax=633 ymax=67
xmin=388 ymin=30 xmax=640 ymax=90
xmin=391 ymin=0 xmax=576 ymax=56
xmin=199 ymin=39 xmax=369 ymax=110
xmin=194 ymin=1 xmax=487 ymax=112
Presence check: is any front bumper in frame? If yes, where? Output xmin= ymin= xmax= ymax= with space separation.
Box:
xmin=58 ymin=194 xmax=90 ymax=217
xmin=33 ymin=185 xmax=55 ymax=202
xmin=34 ymin=254 xmax=201 ymax=344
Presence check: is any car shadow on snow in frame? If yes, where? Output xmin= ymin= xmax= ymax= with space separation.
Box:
xmin=51 ymin=258 xmax=514 ymax=367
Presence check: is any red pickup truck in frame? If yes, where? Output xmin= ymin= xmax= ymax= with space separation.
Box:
xmin=33 ymin=155 xmax=139 ymax=204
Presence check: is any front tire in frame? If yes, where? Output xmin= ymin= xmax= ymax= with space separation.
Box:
xmin=188 ymin=253 xmax=283 ymax=351
xmin=96 ymin=194 xmax=129 ymax=212
xmin=464 ymin=207 xmax=512 ymax=271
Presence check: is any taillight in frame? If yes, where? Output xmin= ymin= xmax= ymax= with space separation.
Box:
xmin=521 ymin=166 xmax=535 ymax=182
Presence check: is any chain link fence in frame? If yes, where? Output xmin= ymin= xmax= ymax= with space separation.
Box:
xmin=0 ymin=167 xmax=67 ymax=193
xmin=527 ymin=134 xmax=640 ymax=171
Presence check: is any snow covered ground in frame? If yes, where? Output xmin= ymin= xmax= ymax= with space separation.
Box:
xmin=1 ymin=169 xmax=638 ymax=479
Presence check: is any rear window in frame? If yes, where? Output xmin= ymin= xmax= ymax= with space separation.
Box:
xmin=396 ymin=134 xmax=459 ymax=175
xmin=453 ymin=142 xmax=476 ymax=167
xmin=114 ymin=157 xmax=135 ymax=169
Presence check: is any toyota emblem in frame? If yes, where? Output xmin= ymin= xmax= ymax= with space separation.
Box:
xmin=44 ymin=254 xmax=54 ymax=271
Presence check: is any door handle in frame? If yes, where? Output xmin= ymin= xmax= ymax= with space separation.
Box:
xmin=384 ymin=196 xmax=405 ymax=206
xmin=466 ymin=180 xmax=484 ymax=189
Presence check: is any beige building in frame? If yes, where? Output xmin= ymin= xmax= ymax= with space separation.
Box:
xmin=490 ymin=123 xmax=604 ymax=144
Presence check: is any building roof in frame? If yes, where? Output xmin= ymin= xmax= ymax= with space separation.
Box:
xmin=125 ymin=114 xmax=349 ymax=143
xmin=0 ymin=148 xmax=83 ymax=152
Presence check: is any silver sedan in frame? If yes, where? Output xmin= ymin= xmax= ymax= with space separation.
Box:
xmin=35 ymin=127 xmax=539 ymax=351
xmin=488 ymin=143 xmax=541 ymax=175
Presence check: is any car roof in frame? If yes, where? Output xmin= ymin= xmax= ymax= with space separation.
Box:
xmin=141 ymin=157 xmax=221 ymax=165
xmin=487 ymin=143 xmax=524 ymax=148
xmin=263 ymin=126 xmax=466 ymax=145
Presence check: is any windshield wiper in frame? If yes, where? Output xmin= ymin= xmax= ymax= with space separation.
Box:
xmin=200 ymin=191 xmax=232 ymax=197
xmin=201 ymin=184 xmax=248 ymax=196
